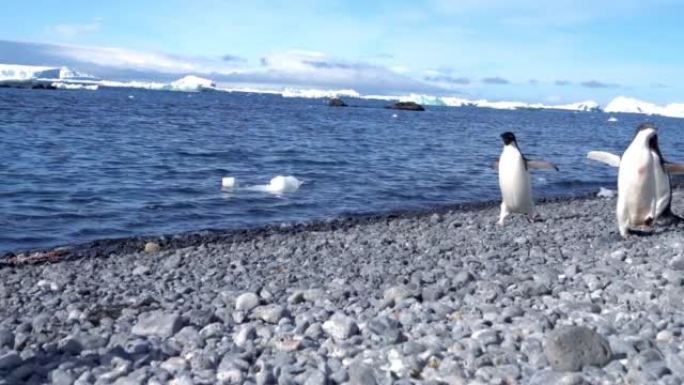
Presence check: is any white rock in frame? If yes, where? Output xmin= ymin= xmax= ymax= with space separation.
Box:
xmin=597 ymin=187 xmax=616 ymax=198
xmin=235 ymin=292 xmax=260 ymax=311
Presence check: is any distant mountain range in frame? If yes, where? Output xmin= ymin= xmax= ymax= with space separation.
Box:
xmin=1 ymin=63 xmax=683 ymax=119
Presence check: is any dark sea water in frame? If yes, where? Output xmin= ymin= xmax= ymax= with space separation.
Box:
xmin=1 ymin=88 xmax=683 ymax=253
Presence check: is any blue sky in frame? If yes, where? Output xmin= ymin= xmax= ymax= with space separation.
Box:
xmin=1 ymin=0 xmax=683 ymax=103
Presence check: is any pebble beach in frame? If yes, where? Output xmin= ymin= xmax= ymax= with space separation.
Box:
xmin=1 ymin=191 xmax=684 ymax=384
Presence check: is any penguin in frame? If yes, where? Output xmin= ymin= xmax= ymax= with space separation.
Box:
xmin=587 ymin=123 xmax=684 ymax=222
xmin=496 ymin=132 xmax=558 ymax=225
xmin=616 ymin=124 xmax=659 ymax=237
xmin=648 ymin=133 xmax=682 ymax=223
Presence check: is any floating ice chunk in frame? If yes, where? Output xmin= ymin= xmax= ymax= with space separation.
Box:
xmin=392 ymin=114 xmax=398 ymax=118
xmin=281 ymin=88 xmax=359 ymax=99
xmin=128 ymin=95 xmax=135 ymax=99
xmin=265 ymin=176 xmax=302 ymax=194
xmin=52 ymin=82 xmax=98 ymax=91
xmin=221 ymin=177 xmax=237 ymax=189
xmin=607 ymin=116 xmax=618 ymax=122
xmin=168 ymin=75 xmax=216 ymax=92
xmin=597 ymin=187 xmax=616 ymax=198
xmin=236 ymin=176 xmax=303 ymax=194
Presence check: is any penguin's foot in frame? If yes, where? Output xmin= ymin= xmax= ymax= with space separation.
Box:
xmin=644 ymin=217 xmax=654 ymax=227
xmin=527 ymin=214 xmax=542 ymax=223
xmin=619 ymin=226 xmax=629 ymax=238
xmin=627 ymin=228 xmax=655 ymax=237
xmin=658 ymin=211 xmax=684 ymax=225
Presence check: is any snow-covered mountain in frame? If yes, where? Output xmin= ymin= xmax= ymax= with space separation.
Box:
xmin=394 ymin=94 xmax=601 ymax=112
xmin=2 ymin=63 xmax=684 ymax=119
xmin=604 ymin=96 xmax=684 ymax=119
xmin=97 ymin=75 xmax=216 ymax=92
xmin=0 ymin=64 xmax=216 ymax=92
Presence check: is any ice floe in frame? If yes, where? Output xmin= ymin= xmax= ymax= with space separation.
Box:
xmin=221 ymin=177 xmax=237 ymax=189
xmin=221 ymin=176 xmax=302 ymax=194
xmin=52 ymin=82 xmax=98 ymax=91
xmin=597 ymin=187 xmax=616 ymax=198
xmin=281 ymin=88 xmax=360 ymax=99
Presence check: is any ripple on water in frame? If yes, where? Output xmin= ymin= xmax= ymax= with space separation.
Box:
xmin=1 ymin=88 xmax=682 ymax=252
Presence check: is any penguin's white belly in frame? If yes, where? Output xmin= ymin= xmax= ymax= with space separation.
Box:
xmin=618 ymin=152 xmax=656 ymax=226
xmin=499 ymin=154 xmax=533 ymax=213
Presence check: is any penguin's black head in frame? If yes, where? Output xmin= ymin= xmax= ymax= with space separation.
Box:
xmin=649 ymin=133 xmax=666 ymax=164
xmin=636 ymin=122 xmax=657 ymax=134
xmin=649 ymin=133 xmax=659 ymax=150
xmin=500 ymin=132 xmax=516 ymax=146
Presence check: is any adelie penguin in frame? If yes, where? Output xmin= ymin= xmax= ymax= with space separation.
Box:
xmin=587 ymin=123 xmax=684 ymax=233
xmin=495 ymin=132 xmax=558 ymax=225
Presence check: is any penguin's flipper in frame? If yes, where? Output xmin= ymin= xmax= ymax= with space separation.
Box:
xmin=526 ymin=160 xmax=558 ymax=171
xmin=664 ymin=162 xmax=684 ymax=174
xmin=587 ymin=151 xmax=621 ymax=168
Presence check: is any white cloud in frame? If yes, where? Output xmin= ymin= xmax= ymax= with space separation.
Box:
xmin=0 ymin=40 xmax=441 ymax=94
xmin=49 ymin=21 xmax=101 ymax=39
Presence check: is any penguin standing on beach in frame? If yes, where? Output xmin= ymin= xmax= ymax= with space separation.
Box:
xmin=496 ymin=132 xmax=558 ymax=225
xmin=587 ymin=123 xmax=684 ymax=225
xmin=614 ymin=124 xmax=660 ymax=237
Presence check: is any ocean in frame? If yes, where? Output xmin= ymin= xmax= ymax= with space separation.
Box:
xmin=1 ymin=88 xmax=682 ymax=253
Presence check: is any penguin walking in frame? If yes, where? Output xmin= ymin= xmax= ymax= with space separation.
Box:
xmin=496 ymin=132 xmax=558 ymax=225
xmin=615 ymin=124 xmax=659 ymax=237
xmin=587 ymin=123 xmax=684 ymax=224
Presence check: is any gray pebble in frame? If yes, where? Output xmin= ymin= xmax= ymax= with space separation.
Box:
xmin=322 ymin=313 xmax=359 ymax=340
xmin=544 ymin=326 xmax=612 ymax=371
xmin=131 ymin=311 xmax=183 ymax=338
xmin=235 ymin=292 xmax=261 ymax=311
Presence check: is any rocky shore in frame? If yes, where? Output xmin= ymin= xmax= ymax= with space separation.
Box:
xmin=1 ymin=191 xmax=684 ymax=384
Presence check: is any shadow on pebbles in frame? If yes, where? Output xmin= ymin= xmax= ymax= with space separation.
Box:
xmin=1 ymin=194 xmax=684 ymax=384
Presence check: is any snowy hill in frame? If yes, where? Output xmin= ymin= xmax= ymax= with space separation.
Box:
xmin=2 ymin=64 xmax=684 ymax=119
xmin=604 ymin=96 xmax=684 ymax=119
xmin=0 ymin=64 xmax=216 ymax=92
xmin=396 ymin=94 xmax=601 ymax=112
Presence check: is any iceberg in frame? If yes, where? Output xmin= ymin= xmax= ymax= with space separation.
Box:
xmin=604 ymin=96 xmax=684 ymax=119
xmin=0 ymin=64 xmax=216 ymax=93
xmin=400 ymin=94 xmax=447 ymax=106
xmin=281 ymin=88 xmax=360 ymax=99
xmin=99 ymin=75 xmax=216 ymax=92
xmin=167 ymin=75 xmax=216 ymax=92
xmin=0 ymin=64 xmax=94 ymax=81
xmin=52 ymin=82 xmax=98 ymax=91
xmin=375 ymin=94 xmax=601 ymax=112
xmin=542 ymin=100 xmax=601 ymax=112
xmin=0 ymin=63 xmax=97 ymax=89
xmin=0 ymin=63 xmax=94 ymax=80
